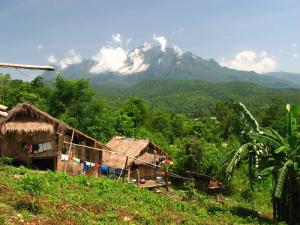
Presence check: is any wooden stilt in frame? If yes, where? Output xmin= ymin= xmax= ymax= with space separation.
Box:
xmin=137 ymin=169 xmax=140 ymax=187
xmin=64 ymin=129 xmax=75 ymax=173
xmin=127 ymin=167 xmax=131 ymax=183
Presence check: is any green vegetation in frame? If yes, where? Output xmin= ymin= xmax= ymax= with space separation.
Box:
xmin=1 ymin=73 xmax=299 ymax=224
xmin=0 ymin=165 xmax=274 ymax=224
xmin=227 ymin=103 xmax=300 ymax=224
xmin=94 ymin=79 xmax=300 ymax=117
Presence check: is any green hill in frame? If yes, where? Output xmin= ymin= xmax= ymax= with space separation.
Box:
xmin=94 ymin=79 xmax=300 ymax=116
xmin=0 ymin=164 xmax=273 ymax=224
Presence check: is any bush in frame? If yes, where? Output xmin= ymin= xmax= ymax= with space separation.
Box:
xmin=20 ymin=174 xmax=48 ymax=214
xmin=0 ymin=157 xmax=13 ymax=165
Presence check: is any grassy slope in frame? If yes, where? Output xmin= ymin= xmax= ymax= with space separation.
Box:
xmin=0 ymin=165 xmax=277 ymax=225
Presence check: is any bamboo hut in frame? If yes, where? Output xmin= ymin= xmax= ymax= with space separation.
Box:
xmin=103 ymin=136 xmax=172 ymax=187
xmin=0 ymin=103 xmax=107 ymax=176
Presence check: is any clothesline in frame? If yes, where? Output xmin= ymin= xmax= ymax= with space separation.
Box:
xmin=63 ymin=141 xmax=165 ymax=169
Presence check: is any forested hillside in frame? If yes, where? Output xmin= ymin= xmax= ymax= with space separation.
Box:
xmin=94 ymin=78 xmax=300 ymax=117
xmin=1 ymin=73 xmax=299 ymax=224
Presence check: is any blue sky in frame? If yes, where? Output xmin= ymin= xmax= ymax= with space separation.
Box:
xmin=0 ymin=0 xmax=299 ymax=79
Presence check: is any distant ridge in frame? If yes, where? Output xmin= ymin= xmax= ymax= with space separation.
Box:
xmin=43 ymin=46 xmax=299 ymax=88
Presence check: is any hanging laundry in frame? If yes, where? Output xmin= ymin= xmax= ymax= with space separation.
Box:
xmin=85 ymin=162 xmax=91 ymax=167
xmin=90 ymin=163 xmax=95 ymax=167
xmin=25 ymin=144 xmax=33 ymax=154
xmin=61 ymin=154 xmax=69 ymax=161
xmin=74 ymin=158 xmax=81 ymax=164
xmin=82 ymin=162 xmax=88 ymax=172
xmin=100 ymin=165 xmax=109 ymax=174
xmin=159 ymin=157 xmax=166 ymax=162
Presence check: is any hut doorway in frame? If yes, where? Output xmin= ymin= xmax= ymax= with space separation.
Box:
xmin=31 ymin=157 xmax=56 ymax=171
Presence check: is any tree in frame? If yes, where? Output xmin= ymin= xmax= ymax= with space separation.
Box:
xmin=214 ymin=100 xmax=244 ymax=139
xmin=261 ymin=97 xmax=286 ymax=135
xmin=226 ymin=102 xmax=300 ymax=224
xmin=122 ymin=97 xmax=149 ymax=127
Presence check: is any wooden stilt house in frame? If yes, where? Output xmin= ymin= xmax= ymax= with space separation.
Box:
xmin=0 ymin=103 xmax=107 ymax=176
xmin=103 ymin=136 xmax=173 ymax=187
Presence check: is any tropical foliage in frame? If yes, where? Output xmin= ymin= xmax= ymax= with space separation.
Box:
xmin=2 ymin=73 xmax=300 ymax=223
xmin=226 ymin=102 xmax=300 ymax=224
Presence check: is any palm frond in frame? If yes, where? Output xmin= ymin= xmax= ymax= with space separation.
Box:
xmin=235 ymin=102 xmax=260 ymax=133
xmin=274 ymin=160 xmax=293 ymax=198
xmin=250 ymin=133 xmax=282 ymax=150
xmin=275 ymin=146 xmax=289 ymax=154
xmin=260 ymin=128 xmax=286 ymax=146
xmin=226 ymin=143 xmax=251 ymax=176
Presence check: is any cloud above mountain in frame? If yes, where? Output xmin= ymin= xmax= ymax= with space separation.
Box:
xmin=47 ymin=33 xmax=183 ymax=73
xmin=220 ymin=50 xmax=277 ymax=73
xmin=89 ymin=34 xmax=150 ymax=74
xmin=47 ymin=49 xmax=82 ymax=69
xmin=153 ymin=34 xmax=167 ymax=52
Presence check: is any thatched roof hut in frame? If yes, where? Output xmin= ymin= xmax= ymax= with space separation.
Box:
xmin=103 ymin=136 xmax=171 ymax=169
xmin=0 ymin=103 xmax=103 ymax=146
xmin=0 ymin=103 xmax=106 ymax=176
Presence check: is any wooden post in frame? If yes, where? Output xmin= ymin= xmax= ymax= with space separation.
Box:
xmin=127 ymin=167 xmax=131 ymax=183
xmin=93 ymin=141 xmax=97 ymax=177
xmin=119 ymin=156 xmax=129 ymax=181
xmin=154 ymin=154 xmax=157 ymax=178
xmin=64 ymin=129 xmax=75 ymax=173
xmin=137 ymin=169 xmax=140 ymax=187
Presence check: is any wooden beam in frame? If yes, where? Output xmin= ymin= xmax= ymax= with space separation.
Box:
xmin=64 ymin=129 xmax=75 ymax=173
xmin=0 ymin=63 xmax=55 ymax=71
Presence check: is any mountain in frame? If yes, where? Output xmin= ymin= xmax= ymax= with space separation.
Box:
xmin=43 ymin=46 xmax=298 ymax=88
xmin=264 ymin=72 xmax=300 ymax=87
xmin=94 ymin=79 xmax=300 ymax=117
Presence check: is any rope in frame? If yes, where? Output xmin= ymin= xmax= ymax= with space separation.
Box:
xmin=16 ymin=69 xmax=33 ymax=80
xmin=63 ymin=141 xmax=190 ymax=181
xmin=63 ymin=141 xmax=162 ymax=169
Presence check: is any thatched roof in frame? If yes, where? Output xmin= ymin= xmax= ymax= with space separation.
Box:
xmin=103 ymin=136 xmax=171 ymax=169
xmin=0 ymin=103 xmax=104 ymax=147
xmin=1 ymin=122 xmax=54 ymax=135
xmin=0 ymin=103 xmax=69 ymax=135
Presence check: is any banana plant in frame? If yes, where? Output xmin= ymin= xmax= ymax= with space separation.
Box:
xmin=225 ymin=103 xmax=266 ymax=189
xmin=226 ymin=103 xmax=300 ymax=224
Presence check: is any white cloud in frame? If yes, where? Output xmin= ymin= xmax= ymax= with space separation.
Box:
xmin=48 ymin=54 xmax=57 ymax=64
xmin=37 ymin=45 xmax=43 ymax=51
xmin=220 ymin=50 xmax=277 ymax=73
xmin=89 ymin=46 xmax=128 ymax=73
xmin=142 ymin=42 xmax=151 ymax=52
xmin=293 ymin=53 xmax=299 ymax=58
xmin=119 ymin=48 xmax=149 ymax=74
xmin=173 ymin=46 xmax=183 ymax=56
xmin=112 ymin=33 xmax=122 ymax=44
xmin=59 ymin=49 xmax=82 ymax=69
xmin=47 ymin=49 xmax=82 ymax=69
xmin=153 ymin=34 xmax=167 ymax=52
xmin=89 ymin=46 xmax=149 ymax=75
xmin=126 ymin=38 xmax=132 ymax=45
xmin=89 ymin=34 xmax=150 ymax=75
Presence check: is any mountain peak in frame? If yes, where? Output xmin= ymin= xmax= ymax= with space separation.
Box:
xmin=42 ymin=46 xmax=298 ymax=89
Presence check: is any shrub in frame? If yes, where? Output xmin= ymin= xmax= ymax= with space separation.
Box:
xmin=20 ymin=174 xmax=48 ymax=214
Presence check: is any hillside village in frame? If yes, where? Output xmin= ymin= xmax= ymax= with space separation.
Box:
xmin=1 ymin=1 xmax=300 ymax=224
